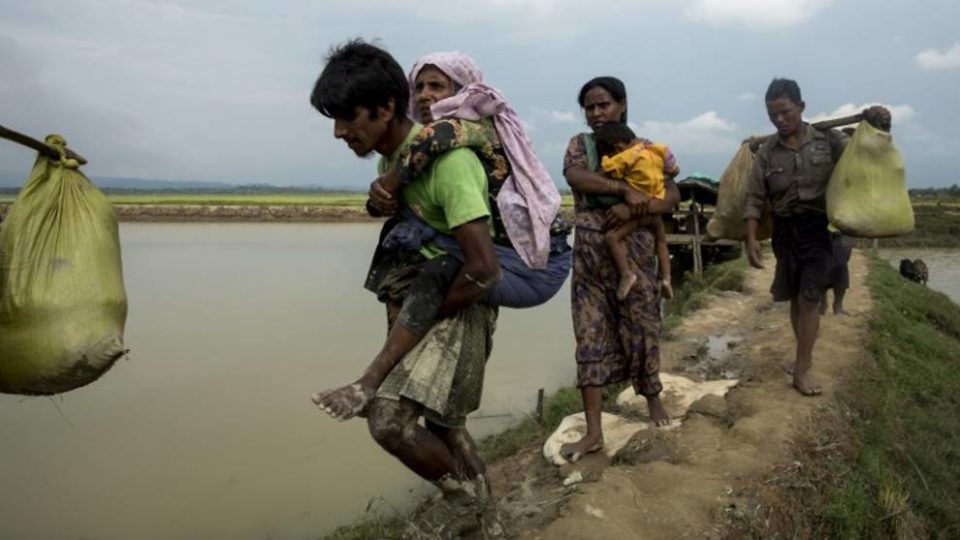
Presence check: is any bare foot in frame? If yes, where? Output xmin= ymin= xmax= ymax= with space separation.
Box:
xmin=617 ymin=274 xmax=638 ymax=301
xmin=783 ymin=362 xmax=796 ymax=375
xmin=559 ymin=433 xmax=604 ymax=463
xmin=647 ymin=396 xmax=671 ymax=427
xmin=792 ymin=372 xmax=822 ymax=396
xmin=310 ymin=383 xmax=375 ymax=420
xmin=661 ymin=279 xmax=674 ymax=299
xmin=834 ymin=307 xmax=850 ymax=316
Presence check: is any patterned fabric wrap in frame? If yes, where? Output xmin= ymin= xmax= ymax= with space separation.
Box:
xmin=571 ymin=226 xmax=662 ymax=397
xmin=378 ymin=301 xmax=497 ymax=428
xmin=408 ymin=52 xmax=560 ymax=269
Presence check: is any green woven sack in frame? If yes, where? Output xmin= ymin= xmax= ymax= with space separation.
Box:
xmin=827 ymin=121 xmax=914 ymax=237
xmin=0 ymin=135 xmax=127 ymax=395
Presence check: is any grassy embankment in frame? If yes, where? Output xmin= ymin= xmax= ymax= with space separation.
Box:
xmin=865 ymin=201 xmax=960 ymax=249
xmin=729 ymin=255 xmax=960 ymax=539
xmin=323 ymin=257 xmax=748 ymax=540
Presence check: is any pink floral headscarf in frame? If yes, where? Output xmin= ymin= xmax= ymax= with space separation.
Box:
xmin=408 ymin=52 xmax=561 ymax=270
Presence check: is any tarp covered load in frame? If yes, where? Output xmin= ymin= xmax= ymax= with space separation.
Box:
xmin=827 ymin=121 xmax=914 ymax=237
xmin=0 ymin=135 xmax=127 ymax=395
xmin=707 ymin=143 xmax=772 ymax=241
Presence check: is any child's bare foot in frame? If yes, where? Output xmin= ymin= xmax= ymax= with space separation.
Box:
xmin=782 ymin=361 xmax=796 ymax=375
xmin=311 ymin=383 xmax=375 ymax=421
xmin=660 ymin=279 xmax=674 ymax=299
xmin=559 ymin=433 xmax=604 ymax=463
xmin=616 ymin=274 xmax=638 ymax=300
xmin=647 ymin=395 xmax=671 ymax=427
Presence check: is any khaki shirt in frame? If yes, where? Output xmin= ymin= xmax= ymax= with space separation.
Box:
xmin=743 ymin=123 xmax=847 ymax=220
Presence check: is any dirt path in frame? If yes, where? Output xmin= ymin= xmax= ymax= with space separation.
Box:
xmin=486 ymin=251 xmax=872 ymax=539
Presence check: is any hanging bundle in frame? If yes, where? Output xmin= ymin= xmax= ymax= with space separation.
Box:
xmin=706 ymin=143 xmax=772 ymax=241
xmin=826 ymin=121 xmax=913 ymax=237
xmin=0 ymin=134 xmax=128 ymax=395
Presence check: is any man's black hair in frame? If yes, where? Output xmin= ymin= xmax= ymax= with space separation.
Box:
xmin=310 ymin=39 xmax=409 ymax=121
xmin=577 ymin=76 xmax=628 ymax=123
xmin=765 ymin=78 xmax=802 ymax=104
xmin=594 ymin=122 xmax=636 ymax=156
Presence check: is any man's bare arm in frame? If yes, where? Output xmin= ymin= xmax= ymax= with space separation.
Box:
xmin=438 ymin=219 xmax=501 ymax=316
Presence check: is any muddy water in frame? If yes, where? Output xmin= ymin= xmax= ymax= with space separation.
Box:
xmin=880 ymin=248 xmax=960 ymax=303
xmin=0 ymin=223 xmax=576 ymax=540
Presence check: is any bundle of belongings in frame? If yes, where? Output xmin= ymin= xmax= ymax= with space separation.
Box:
xmin=708 ymin=118 xmax=912 ymax=241
xmin=706 ymin=143 xmax=772 ymax=241
xmin=826 ymin=121 xmax=914 ymax=237
xmin=0 ymin=134 xmax=127 ymax=395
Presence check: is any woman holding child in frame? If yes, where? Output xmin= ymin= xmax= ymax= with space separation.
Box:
xmin=560 ymin=76 xmax=681 ymax=462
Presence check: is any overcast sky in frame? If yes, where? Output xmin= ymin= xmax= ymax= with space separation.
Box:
xmin=1 ymin=0 xmax=958 ymax=188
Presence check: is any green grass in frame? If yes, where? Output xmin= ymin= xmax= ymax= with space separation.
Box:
xmin=819 ymin=256 xmax=960 ymax=538
xmin=861 ymin=203 xmax=960 ymax=249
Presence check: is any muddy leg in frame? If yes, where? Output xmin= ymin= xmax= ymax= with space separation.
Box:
xmin=312 ymin=321 xmax=421 ymax=420
xmin=425 ymin=421 xmax=487 ymax=484
xmin=366 ymin=397 xmax=461 ymax=482
xmin=314 ymin=258 xmax=458 ymax=420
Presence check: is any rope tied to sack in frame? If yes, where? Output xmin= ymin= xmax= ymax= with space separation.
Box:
xmin=44 ymin=134 xmax=80 ymax=169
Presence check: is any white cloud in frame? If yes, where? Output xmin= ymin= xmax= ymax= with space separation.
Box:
xmin=634 ymin=111 xmax=740 ymax=155
xmin=809 ymin=103 xmax=916 ymax=124
xmin=685 ymin=0 xmax=835 ymax=29
xmin=915 ymin=42 xmax=960 ymax=70
xmin=361 ymin=0 xmax=659 ymax=41
xmin=738 ymin=92 xmax=757 ymax=101
xmin=532 ymin=108 xmax=578 ymax=124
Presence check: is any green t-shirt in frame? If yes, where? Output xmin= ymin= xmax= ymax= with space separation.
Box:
xmin=378 ymin=124 xmax=492 ymax=258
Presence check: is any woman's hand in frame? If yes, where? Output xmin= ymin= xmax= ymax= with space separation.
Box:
xmin=603 ymin=203 xmax=632 ymax=229
xmin=367 ymin=170 xmax=401 ymax=216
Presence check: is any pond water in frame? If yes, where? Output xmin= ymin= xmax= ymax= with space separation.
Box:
xmin=0 ymin=223 xmax=577 ymax=539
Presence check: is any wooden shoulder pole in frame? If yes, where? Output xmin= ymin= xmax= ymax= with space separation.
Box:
xmin=0 ymin=124 xmax=88 ymax=165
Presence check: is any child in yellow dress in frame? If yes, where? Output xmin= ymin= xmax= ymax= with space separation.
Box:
xmin=595 ymin=122 xmax=678 ymax=300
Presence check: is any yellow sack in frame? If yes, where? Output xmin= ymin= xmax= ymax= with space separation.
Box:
xmin=0 ymin=135 xmax=127 ymax=395
xmin=707 ymin=143 xmax=772 ymax=241
xmin=827 ymin=121 xmax=914 ymax=237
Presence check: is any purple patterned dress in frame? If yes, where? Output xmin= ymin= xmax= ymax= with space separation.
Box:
xmin=563 ymin=133 xmax=665 ymax=397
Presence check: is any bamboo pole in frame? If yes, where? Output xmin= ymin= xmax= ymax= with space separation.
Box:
xmin=743 ymin=113 xmax=864 ymax=151
xmin=691 ymin=202 xmax=704 ymax=280
xmin=0 ymin=124 xmax=88 ymax=165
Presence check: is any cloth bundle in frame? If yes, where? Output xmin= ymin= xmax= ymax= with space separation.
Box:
xmin=707 ymin=143 xmax=772 ymax=241
xmin=0 ymin=135 xmax=127 ymax=395
xmin=827 ymin=121 xmax=914 ymax=237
